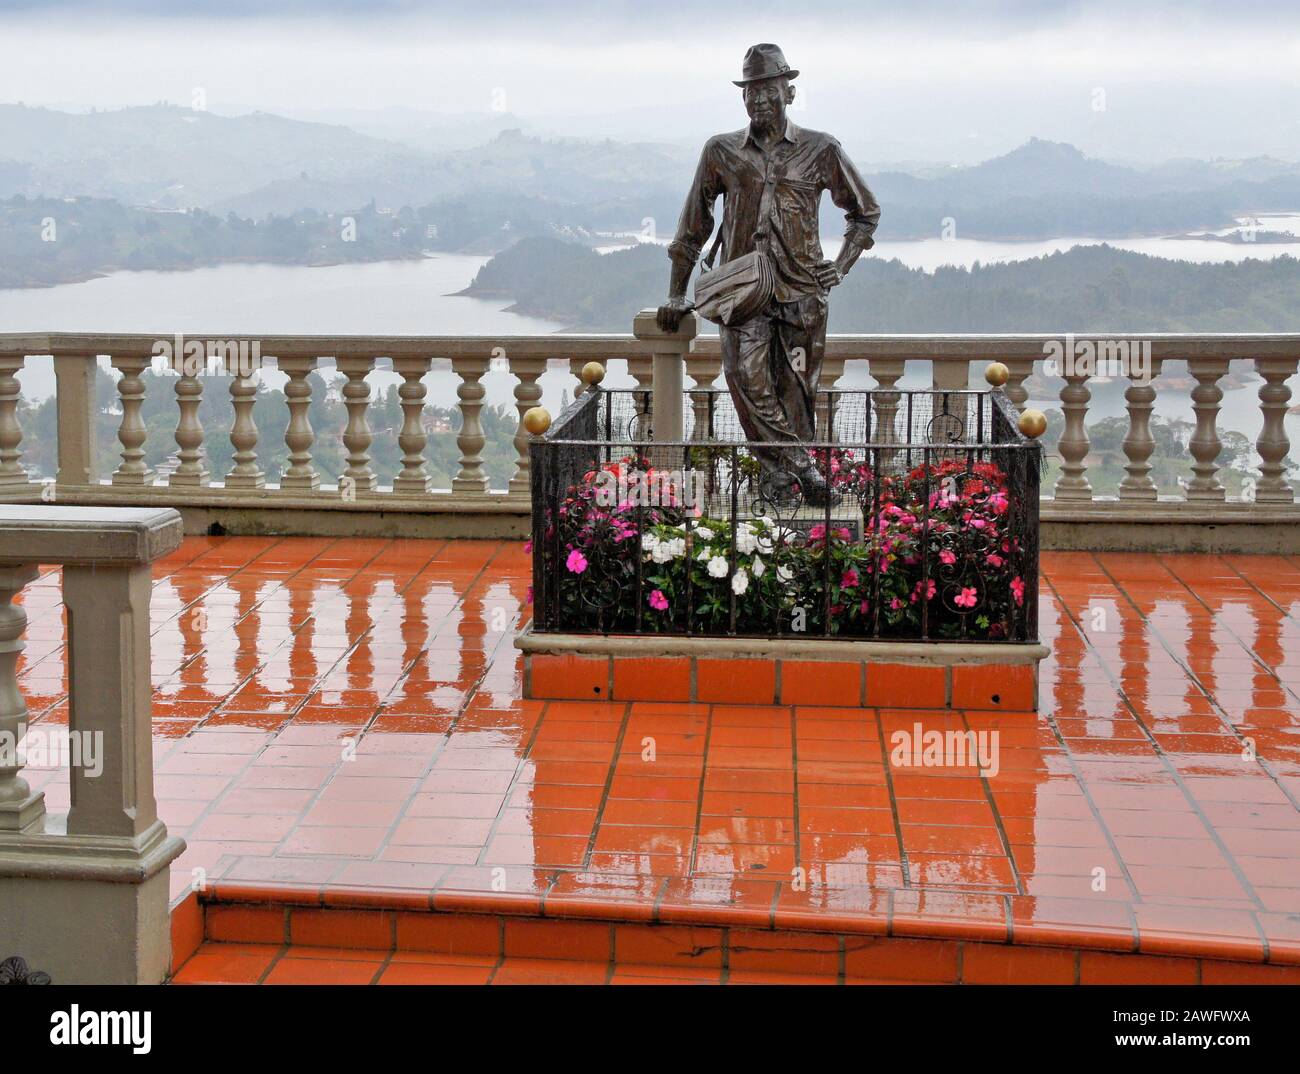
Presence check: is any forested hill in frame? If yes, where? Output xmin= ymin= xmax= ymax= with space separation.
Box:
xmin=464 ymin=236 xmax=1300 ymax=333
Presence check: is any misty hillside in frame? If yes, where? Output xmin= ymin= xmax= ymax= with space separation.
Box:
xmin=0 ymin=103 xmax=417 ymax=209
xmin=465 ymin=236 xmax=1300 ymax=333
xmin=0 ymin=104 xmax=695 ymax=218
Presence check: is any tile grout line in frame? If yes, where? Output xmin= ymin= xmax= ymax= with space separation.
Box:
xmin=579 ymin=700 xmax=635 ymax=873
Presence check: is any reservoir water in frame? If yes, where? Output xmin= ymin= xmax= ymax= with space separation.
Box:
xmin=2 ymin=235 xmax=1298 ymax=462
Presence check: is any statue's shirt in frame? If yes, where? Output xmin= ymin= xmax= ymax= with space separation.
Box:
xmin=668 ymin=119 xmax=881 ymax=302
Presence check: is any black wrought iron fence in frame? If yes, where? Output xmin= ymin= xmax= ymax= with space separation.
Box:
xmin=530 ymin=386 xmax=1040 ymax=643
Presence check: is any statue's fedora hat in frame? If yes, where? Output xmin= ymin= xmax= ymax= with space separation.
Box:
xmin=733 ymin=43 xmax=799 ymax=86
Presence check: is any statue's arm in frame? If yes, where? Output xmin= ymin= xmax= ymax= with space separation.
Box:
xmin=826 ymin=140 xmax=881 ymax=281
xmin=658 ymin=142 xmax=722 ymax=329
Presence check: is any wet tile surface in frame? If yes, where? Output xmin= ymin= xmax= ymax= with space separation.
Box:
xmin=15 ymin=539 xmax=1300 ymax=962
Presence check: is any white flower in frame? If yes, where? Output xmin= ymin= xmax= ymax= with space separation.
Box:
xmin=707 ymin=556 xmax=729 ymax=578
xmin=697 ymin=548 xmax=713 ymax=562
xmin=755 ymin=534 xmax=774 ymax=555
xmin=736 ymin=528 xmax=758 ymax=555
xmin=732 ymin=568 xmax=750 ymax=595
xmin=760 ymin=515 xmax=774 ymax=528
xmin=667 ymin=537 xmax=687 ymax=559
xmin=652 ymin=541 xmax=675 ymax=564
xmin=776 ymin=565 xmax=794 ymax=583
xmin=642 ymin=533 xmax=659 ymax=553
xmin=752 ymin=556 xmax=766 ymax=578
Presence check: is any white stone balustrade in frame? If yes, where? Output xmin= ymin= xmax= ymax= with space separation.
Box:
xmin=0 ymin=504 xmax=185 ymax=984
xmin=0 ymin=328 xmax=1297 ymax=545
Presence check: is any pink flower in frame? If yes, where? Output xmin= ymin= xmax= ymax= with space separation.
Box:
xmin=807 ymin=523 xmax=850 ymax=544
xmin=986 ymin=553 xmax=1004 ymax=567
xmin=940 ymin=549 xmax=957 ymax=566
xmin=989 ymin=493 xmax=1009 ymax=515
xmin=859 ymin=598 xmax=870 ymax=614
xmin=523 ymin=539 xmax=532 ymax=554
xmin=889 ymin=597 xmax=903 ymax=611
xmin=841 ymin=567 xmax=859 ymax=589
xmin=566 ymin=549 xmax=588 ymax=574
xmin=526 ymin=585 xmax=534 ymax=605
xmin=648 ymin=589 xmax=669 ymax=612
xmin=955 ymin=586 xmax=978 ymax=609
xmin=1011 ymin=576 xmax=1025 ymax=607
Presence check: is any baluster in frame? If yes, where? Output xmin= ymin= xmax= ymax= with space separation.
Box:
xmin=0 ymin=357 xmax=28 ymax=488
xmin=1254 ymin=357 xmax=1298 ymax=503
xmin=1003 ymin=358 xmax=1034 ymax=412
xmin=1054 ymin=371 xmax=1092 ymax=500
xmin=869 ymin=359 xmax=904 ymax=459
xmin=394 ymin=356 xmax=433 ymax=494
xmin=336 ymin=356 xmax=377 ymax=493
xmin=225 ymin=368 xmax=265 ymax=488
xmin=685 ymin=352 xmax=721 ymax=439
xmin=1186 ymin=358 xmax=1228 ymax=502
xmin=279 ymin=356 xmax=320 ymax=490
xmin=509 ymin=356 xmax=546 ymax=495
xmin=0 ymin=563 xmax=44 ymax=831
xmin=626 ymin=354 xmax=653 ymax=421
xmin=170 ymin=364 xmax=208 ymax=486
xmin=109 ymin=354 xmax=154 ymax=486
xmin=816 ymin=356 xmax=845 ymax=439
xmin=1118 ymin=358 xmax=1162 ymax=501
xmin=451 ymin=356 xmax=488 ymax=493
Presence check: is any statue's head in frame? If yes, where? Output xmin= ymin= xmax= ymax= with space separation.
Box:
xmin=734 ymin=44 xmax=798 ymax=127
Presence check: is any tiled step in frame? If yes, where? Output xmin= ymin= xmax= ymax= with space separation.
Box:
xmin=169 ymin=887 xmax=1300 ymax=985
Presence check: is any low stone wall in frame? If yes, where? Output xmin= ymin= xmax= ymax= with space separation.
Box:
xmin=517 ymin=627 xmax=1049 ymax=711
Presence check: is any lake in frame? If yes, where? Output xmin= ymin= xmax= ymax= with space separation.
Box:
xmin=2 ymin=239 xmax=1298 ymax=464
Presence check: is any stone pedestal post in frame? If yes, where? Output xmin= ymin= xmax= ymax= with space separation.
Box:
xmin=633 ymin=309 xmax=698 ymax=442
xmin=0 ymin=506 xmax=185 ymax=984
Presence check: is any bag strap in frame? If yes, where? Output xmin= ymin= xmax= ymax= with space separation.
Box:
xmin=702 ymin=229 xmax=724 ymax=270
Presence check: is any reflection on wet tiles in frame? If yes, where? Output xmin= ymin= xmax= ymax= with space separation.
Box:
xmin=11 ymin=539 xmax=1300 ymax=958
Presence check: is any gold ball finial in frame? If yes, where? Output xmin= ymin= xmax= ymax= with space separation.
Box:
xmin=523 ymin=406 xmax=552 ymax=436
xmin=580 ymin=361 xmax=606 ymax=387
xmin=985 ymin=361 xmax=1010 ymax=388
xmin=1018 ymin=408 xmax=1048 ymax=439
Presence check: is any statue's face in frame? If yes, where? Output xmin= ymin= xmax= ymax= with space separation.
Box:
xmin=742 ymin=76 xmax=793 ymax=128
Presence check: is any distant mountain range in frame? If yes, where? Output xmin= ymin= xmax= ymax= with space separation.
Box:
xmin=1 ymin=104 xmax=1298 ymax=279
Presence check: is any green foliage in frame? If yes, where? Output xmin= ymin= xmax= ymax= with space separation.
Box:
xmin=467 ymin=237 xmax=1300 ymax=335
xmin=0 ymin=195 xmax=424 ymax=288
xmin=15 ymin=365 xmax=519 ymax=490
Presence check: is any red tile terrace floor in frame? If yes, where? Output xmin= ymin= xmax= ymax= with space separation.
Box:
xmin=13 ymin=537 xmax=1300 ymax=983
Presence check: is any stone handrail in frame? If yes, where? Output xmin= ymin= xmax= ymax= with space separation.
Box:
xmin=1 ymin=324 xmax=1298 ymax=519
xmin=0 ymin=504 xmax=184 ymax=983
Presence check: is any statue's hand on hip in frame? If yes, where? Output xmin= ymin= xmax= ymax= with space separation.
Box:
xmin=814 ymin=261 xmax=843 ymax=291
xmin=656 ymin=296 xmax=693 ymax=332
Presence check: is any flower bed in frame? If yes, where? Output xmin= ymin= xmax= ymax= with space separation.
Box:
xmin=528 ymin=387 xmax=1040 ymax=645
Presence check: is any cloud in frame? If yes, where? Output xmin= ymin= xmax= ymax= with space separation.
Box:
xmin=1 ymin=1 xmax=1297 ymax=162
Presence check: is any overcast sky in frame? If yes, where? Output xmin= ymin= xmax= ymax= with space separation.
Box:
xmin=2 ymin=1 xmax=1298 ymax=161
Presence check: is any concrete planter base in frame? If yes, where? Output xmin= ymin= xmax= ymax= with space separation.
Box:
xmin=516 ymin=626 xmax=1049 ymax=711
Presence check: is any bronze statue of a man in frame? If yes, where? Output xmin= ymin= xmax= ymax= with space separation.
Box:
xmin=657 ymin=43 xmax=880 ymax=505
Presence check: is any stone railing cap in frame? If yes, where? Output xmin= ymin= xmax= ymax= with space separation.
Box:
xmin=0 ymin=506 xmax=183 ymax=565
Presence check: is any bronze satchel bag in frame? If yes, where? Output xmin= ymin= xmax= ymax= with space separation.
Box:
xmin=692 ymin=234 xmax=776 ymax=328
